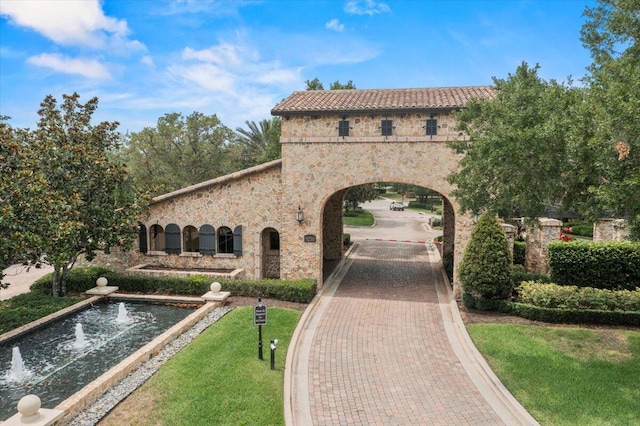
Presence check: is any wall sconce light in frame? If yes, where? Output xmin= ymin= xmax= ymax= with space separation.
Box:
xmin=295 ymin=206 xmax=304 ymax=224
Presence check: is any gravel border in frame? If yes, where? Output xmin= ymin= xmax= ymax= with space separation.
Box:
xmin=67 ymin=306 xmax=232 ymax=426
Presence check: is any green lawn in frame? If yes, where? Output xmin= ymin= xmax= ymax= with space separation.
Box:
xmin=468 ymin=323 xmax=640 ymax=426
xmin=343 ymin=208 xmax=374 ymax=226
xmin=0 ymin=292 xmax=82 ymax=334
xmin=124 ymin=306 xmax=301 ymax=425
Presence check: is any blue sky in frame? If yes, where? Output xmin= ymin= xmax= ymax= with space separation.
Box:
xmin=1 ymin=0 xmax=596 ymax=134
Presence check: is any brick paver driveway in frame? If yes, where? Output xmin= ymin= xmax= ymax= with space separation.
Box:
xmin=292 ymin=240 xmax=512 ymax=425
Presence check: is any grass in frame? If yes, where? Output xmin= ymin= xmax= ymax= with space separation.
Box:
xmin=468 ymin=323 xmax=640 ymax=426
xmin=111 ymin=306 xmax=301 ymax=425
xmin=0 ymin=291 xmax=83 ymax=334
xmin=343 ymin=208 xmax=374 ymax=226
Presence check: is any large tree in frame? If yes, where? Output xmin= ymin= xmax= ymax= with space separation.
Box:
xmin=344 ymin=184 xmax=379 ymax=211
xmin=234 ymin=117 xmax=281 ymax=167
xmin=1 ymin=94 xmax=144 ymax=295
xmin=305 ymin=78 xmax=356 ymax=90
xmin=123 ymin=112 xmax=236 ymax=196
xmin=580 ymin=0 xmax=640 ymax=238
xmin=447 ymin=62 xmax=585 ymax=219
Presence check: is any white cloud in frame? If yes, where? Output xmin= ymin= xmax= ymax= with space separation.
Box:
xmin=326 ymin=19 xmax=345 ymax=32
xmin=0 ymin=0 xmax=144 ymax=51
xmin=344 ymin=0 xmax=390 ymax=16
xmin=27 ymin=53 xmax=111 ymax=80
xmin=141 ymin=55 xmax=155 ymax=67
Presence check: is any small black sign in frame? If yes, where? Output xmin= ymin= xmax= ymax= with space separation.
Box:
xmin=254 ymin=303 xmax=267 ymax=325
xmin=304 ymin=234 xmax=317 ymax=243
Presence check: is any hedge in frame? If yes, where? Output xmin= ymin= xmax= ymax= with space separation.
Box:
xmin=513 ymin=240 xmax=526 ymax=265
xmin=31 ymin=267 xmax=317 ymax=303
xmin=517 ymin=281 xmax=640 ymax=311
xmin=548 ymin=241 xmax=640 ymax=290
xmin=462 ymin=294 xmax=640 ymax=327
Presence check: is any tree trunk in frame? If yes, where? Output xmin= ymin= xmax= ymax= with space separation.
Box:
xmin=52 ymin=267 xmax=61 ymax=297
xmin=61 ymin=264 xmax=69 ymax=296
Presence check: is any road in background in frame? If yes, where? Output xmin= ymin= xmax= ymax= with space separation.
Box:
xmin=345 ymin=198 xmax=441 ymax=244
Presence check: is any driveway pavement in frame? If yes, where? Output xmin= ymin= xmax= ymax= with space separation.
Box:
xmin=1 ymin=264 xmax=53 ymax=301
xmin=286 ymin=241 xmax=538 ymax=425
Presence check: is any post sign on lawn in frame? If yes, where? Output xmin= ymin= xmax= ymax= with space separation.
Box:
xmin=254 ymin=302 xmax=267 ymax=326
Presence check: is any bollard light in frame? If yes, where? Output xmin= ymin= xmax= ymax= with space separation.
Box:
xmin=270 ymin=339 xmax=278 ymax=370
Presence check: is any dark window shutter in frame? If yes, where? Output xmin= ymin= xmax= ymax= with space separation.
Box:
xmin=233 ymin=225 xmax=243 ymax=256
xmin=199 ymin=224 xmax=216 ymax=255
xmin=138 ymin=223 xmax=148 ymax=254
xmin=426 ymin=119 xmax=437 ymax=136
xmin=165 ymin=223 xmax=181 ymax=254
xmin=381 ymin=119 xmax=393 ymax=136
xmin=338 ymin=120 xmax=350 ymax=137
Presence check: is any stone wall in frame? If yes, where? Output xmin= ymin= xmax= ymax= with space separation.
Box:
xmin=525 ymin=218 xmax=562 ymax=273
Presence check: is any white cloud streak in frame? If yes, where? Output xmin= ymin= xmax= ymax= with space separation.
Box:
xmin=27 ymin=53 xmax=111 ymax=80
xmin=344 ymin=0 xmax=390 ymax=16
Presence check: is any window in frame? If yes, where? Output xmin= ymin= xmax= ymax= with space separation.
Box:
xmin=218 ymin=226 xmax=234 ymax=254
xmin=381 ymin=119 xmax=393 ymax=136
xmin=338 ymin=120 xmax=350 ymax=137
xmin=183 ymin=225 xmax=199 ymax=252
xmin=138 ymin=223 xmax=148 ymax=254
xmin=149 ymin=225 xmax=165 ymax=251
xmin=426 ymin=119 xmax=438 ymax=136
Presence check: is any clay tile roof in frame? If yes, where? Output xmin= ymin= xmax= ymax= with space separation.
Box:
xmin=271 ymin=86 xmax=495 ymax=116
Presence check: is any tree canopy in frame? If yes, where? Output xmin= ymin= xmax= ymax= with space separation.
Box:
xmin=234 ymin=117 xmax=282 ymax=167
xmin=305 ymin=78 xmax=356 ymax=90
xmin=0 ymin=94 xmax=145 ymax=295
xmin=123 ymin=112 xmax=237 ymax=196
xmin=448 ymin=0 xmax=640 ymax=239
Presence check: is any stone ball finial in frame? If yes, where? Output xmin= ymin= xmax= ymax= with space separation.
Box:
xmin=17 ymin=394 xmax=41 ymax=417
xmin=96 ymin=277 xmax=108 ymax=287
xmin=210 ymin=282 xmax=221 ymax=293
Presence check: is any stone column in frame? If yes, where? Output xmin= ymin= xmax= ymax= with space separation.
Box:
xmin=501 ymin=223 xmax=516 ymax=263
xmin=593 ymin=218 xmax=629 ymax=242
xmin=323 ymin=190 xmax=346 ymax=261
xmin=442 ymin=197 xmax=455 ymax=258
xmin=525 ymin=218 xmax=562 ymax=273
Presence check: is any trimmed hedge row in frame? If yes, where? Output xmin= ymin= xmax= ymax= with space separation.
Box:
xmin=462 ymin=293 xmax=640 ymax=327
xmin=513 ymin=240 xmax=526 ymax=265
xmin=548 ymin=241 xmax=640 ymax=290
xmin=518 ymin=281 xmax=640 ymax=311
xmin=31 ymin=267 xmax=317 ymax=303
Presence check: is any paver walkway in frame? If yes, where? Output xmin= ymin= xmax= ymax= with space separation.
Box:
xmin=285 ymin=241 xmax=538 ymax=425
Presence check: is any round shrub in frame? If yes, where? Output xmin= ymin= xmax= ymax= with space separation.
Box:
xmin=459 ymin=213 xmax=513 ymax=301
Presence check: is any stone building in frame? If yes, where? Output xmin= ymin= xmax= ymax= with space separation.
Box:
xmin=92 ymin=86 xmax=497 ymax=296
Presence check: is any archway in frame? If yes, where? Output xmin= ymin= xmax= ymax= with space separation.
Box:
xmin=261 ymin=227 xmax=281 ymax=278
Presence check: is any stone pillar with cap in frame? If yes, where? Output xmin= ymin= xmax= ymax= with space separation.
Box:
xmin=202 ymin=281 xmax=230 ymax=302
xmin=3 ymin=394 xmax=64 ymax=426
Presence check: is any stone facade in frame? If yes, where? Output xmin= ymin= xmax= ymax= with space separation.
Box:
xmin=87 ymin=87 xmax=493 ymax=296
xmin=525 ymin=218 xmax=562 ymax=273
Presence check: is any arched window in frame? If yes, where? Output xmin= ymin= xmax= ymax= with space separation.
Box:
xmin=218 ymin=226 xmax=234 ymax=254
xmin=183 ymin=225 xmax=199 ymax=252
xmin=149 ymin=225 xmax=165 ymax=251
xmin=199 ymin=224 xmax=216 ymax=255
xmin=165 ymin=223 xmax=181 ymax=254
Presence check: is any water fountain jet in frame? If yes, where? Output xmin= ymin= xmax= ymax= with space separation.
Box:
xmin=5 ymin=347 xmax=30 ymax=382
xmin=72 ymin=323 xmax=87 ymax=349
xmin=115 ymin=302 xmax=131 ymax=323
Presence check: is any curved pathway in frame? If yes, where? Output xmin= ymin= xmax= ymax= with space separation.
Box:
xmin=285 ymin=241 xmax=538 ymax=425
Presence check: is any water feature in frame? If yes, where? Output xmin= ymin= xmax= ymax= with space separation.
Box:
xmin=0 ymin=300 xmax=196 ymax=421
xmin=115 ymin=302 xmax=131 ymax=324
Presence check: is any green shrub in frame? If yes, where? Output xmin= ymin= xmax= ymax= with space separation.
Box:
xmin=548 ymin=241 xmax=640 ymax=290
xmin=31 ymin=267 xmax=317 ymax=303
xmin=442 ymin=251 xmax=454 ymax=282
xmin=408 ymin=201 xmax=428 ymax=209
xmin=430 ymin=218 xmax=442 ymax=227
xmin=517 ymin=281 xmax=640 ymax=311
xmin=343 ymin=233 xmax=351 ymax=246
xmin=569 ymin=223 xmax=593 ymax=238
xmin=511 ymin=265 xmax=551 ymax=290
xmin=513 ymin=240 xmax=526 ymax=265
xmin=459 ymin=213 xmax=513 ymax=299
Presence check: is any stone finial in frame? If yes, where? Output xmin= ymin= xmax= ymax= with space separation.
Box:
xmin=96 ymin=277 xmax=108 ymax=287
xmin=210 ymin=281 xmax=222 ymax=293
xmin=17 ymin=394 xmax=41 ymax=418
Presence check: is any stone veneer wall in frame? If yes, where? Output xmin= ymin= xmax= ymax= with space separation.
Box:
xmin=79 ymin=163 xmax=283 ymax=279
xmin=593 ymin=218 xmax=630 ymax=241
xmin=525 ymin=218 xmax=562 ymax=273
xmin=279 ymin=111 xmax=473 ymax=295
